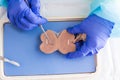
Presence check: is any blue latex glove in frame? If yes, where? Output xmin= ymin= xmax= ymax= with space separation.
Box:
xmin=66 ymin=14 xmax=114 ymax=58
xmin=7 ymin=0 xmax=47 ymax=30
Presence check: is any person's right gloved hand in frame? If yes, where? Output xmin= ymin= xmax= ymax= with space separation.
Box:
xmin=66 ymin=14 xmax=114 ymax=58
xmin=7 ymin=0 xmax=47 ymax=30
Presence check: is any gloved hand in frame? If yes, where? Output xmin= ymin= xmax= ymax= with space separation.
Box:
xmin=7 ymin=0 xmax=47 ymax=30
xmin=66 ymin=14 xmax=114 ymax=58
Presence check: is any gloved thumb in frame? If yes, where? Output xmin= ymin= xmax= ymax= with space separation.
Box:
xmin=27 ymin=0 xmax=41 ymax=16
xmin=67 ymin=24 xmax=83 ymax=34
xmin=27 ymin=0 xmax=47 ymax=24
xmin=38 ymin=16 xmax=48 ymax=24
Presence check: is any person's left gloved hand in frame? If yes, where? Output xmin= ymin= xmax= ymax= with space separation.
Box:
xmin=7 ymin=0 xmax=47 ymax=30
xmin=66 ymin=14 xmax=114 ymax=58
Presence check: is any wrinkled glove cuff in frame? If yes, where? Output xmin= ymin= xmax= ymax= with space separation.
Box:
xmin=88 ymin=14 xmax=114 ymax=29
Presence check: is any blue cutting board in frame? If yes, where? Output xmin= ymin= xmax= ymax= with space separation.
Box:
xmin=3 ymin=21 xmax=96 ymax=76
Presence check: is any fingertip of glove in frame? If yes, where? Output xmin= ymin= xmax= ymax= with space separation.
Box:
xmin=39 ymin=17 xmax=48 ymax=24
xmin=66 ymin=27 xmax=74 ymax=34
xmin=66 ymin=53 xmax=75 ymax=59
xmin=66 ymin=51 xmax=85 ymax=59
xmin=66 ymin=52 xmax=79 ymax=59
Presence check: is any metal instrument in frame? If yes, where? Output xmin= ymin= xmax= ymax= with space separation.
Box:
xmin=0 ymin=56 xmax=20 ymax=67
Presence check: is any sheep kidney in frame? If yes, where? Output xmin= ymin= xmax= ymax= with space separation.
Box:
xmin=40 ymin=30 xmax=76 ymax=54
xmin=58 ymin=30 xmax=76 ymax=54
xmin=40 ymin=30 xmax=58 ymax=54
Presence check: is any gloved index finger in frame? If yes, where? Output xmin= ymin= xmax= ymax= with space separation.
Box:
xmin=25 ymin=9 xmax=47 ymax=24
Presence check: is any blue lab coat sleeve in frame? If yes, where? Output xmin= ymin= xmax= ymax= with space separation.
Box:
xmin=0 ymin=0 xmax=7 ymax=7
xmin=91 ymin=0 xmax=120 ymax=24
